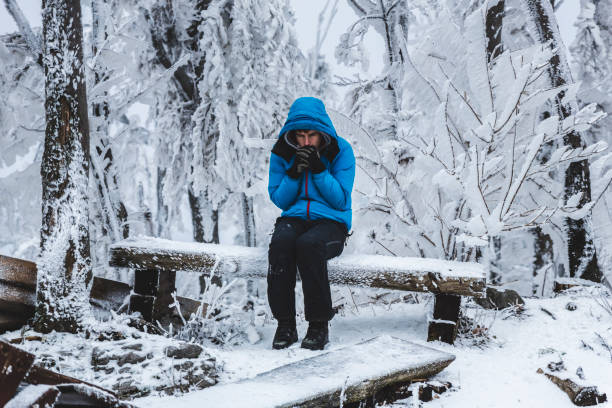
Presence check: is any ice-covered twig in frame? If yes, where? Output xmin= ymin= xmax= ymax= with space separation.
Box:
xmin=4 ymin=0 xmax=41 ymax=57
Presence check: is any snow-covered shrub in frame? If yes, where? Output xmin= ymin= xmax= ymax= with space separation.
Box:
xmin=344 ymin=2 xmax=607 ymax=264
xmin=174 ymin=271 xmax=264 ymax=346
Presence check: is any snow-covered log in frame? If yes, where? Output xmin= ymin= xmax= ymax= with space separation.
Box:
xmin=136 ymin=335 xmax=455 ymax=408
xmin=109 ymin=237 xmax=487 ymax=297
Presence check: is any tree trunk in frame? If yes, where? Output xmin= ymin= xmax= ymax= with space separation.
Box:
xmin=522 ymin=0 xmax=602 ymax=282
xmin=485 ymin=0 xmax=505 ymax=285
xmin=34 ymin=0 xmax=92 ymax=333
xmin=241 ymin=192 xmax=256 ymax=247
xmin=90 ymin=0 xmax=129 ymax=242
xmin=156 ymin=166 xmax=170 ymax=238
xmin=532 ymin=226 xmax=553 ymax=295
xmin=485 ymin=0 xmax=505 ymax=63
xmin=188 ymin=186 xmax=219 ymax=244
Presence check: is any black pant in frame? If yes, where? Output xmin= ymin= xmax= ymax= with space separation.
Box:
xmin=268 ymin=216 xmax=347 ymax=323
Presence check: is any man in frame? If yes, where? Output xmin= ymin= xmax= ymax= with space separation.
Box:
xmin=267 ymin=97 xmax=355 ymax=350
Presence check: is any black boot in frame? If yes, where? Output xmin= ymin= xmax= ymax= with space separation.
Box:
xmin=301 ymin=321 xmax=329 ymax=350
xmin=272 ymin=321 xmax=298 ymax=350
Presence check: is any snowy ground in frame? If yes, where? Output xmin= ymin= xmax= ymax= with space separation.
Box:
xmin=3 ymin=284 xmax=611 ymax=407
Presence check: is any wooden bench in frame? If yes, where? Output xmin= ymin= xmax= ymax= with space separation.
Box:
xmin=134 ymin=335 xmax=455 ymax=407
xmin=109 ymin=237 xmax=486 ymax=344
xmin=0 ymin=254 xmax=201 ymax=334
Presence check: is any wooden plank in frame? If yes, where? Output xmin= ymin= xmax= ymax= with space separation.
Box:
xmin=89 ymin=276 xmax=130 ymax=312
xmin=55 ymin=384 xmax=136 ymax=408
xmin=0 ymin=311 xmax=29 ymax=333
xmin=0 ymin=340 xmax=36 ymax=406
xmin=110 ymin=237 xmax=486 ymax=297
xmin=0 ymin=255 xmax=37 ymax=289
xmin=0 ymin=280 xmax=36 ymax=313
xmin=5 ymin=385 xmax=60 ymax=408
xmin=135 ymin=336 xmax=455 ymax=408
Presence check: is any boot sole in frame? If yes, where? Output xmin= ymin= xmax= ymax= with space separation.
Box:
xmin=272 ymin=337 xmax=298 ymax=350
xmin=300 ymin=340 xmax=329 ymax=350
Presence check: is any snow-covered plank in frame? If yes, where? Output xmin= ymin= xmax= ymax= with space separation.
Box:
xmin=136 ymin=335 xmax=455 ymax=408
xmin=5 ymin=385 xmax=59 ymax=408
xmin=110 ymin=237 xmax=486 ymax=297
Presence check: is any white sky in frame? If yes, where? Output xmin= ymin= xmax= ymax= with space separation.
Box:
xmin=0 ymin=0 xmax=580 ymax=80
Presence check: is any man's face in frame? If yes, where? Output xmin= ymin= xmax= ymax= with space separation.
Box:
xmin=295 ymin=130 xmax=321 ymax=148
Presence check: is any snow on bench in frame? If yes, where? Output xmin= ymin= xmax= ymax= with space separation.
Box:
xmin=135 ymin=335 xmax=455 ymax=408
xmin=109 ymin=236 xmax=486 ymax=296
xmin=109 ymin=236 xmax=486 ymax=344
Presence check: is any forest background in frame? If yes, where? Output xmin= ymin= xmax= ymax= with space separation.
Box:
xmin=0 ymin=0 xmax=610 ymax=307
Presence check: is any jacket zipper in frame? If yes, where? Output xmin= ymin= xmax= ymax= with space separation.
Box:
xmin=305 ymin=170 xmax=310 ymax=219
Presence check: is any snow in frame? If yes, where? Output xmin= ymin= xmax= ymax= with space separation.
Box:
xmin=111 ymin=236 xmax=486 ymax=280
xmin=2 ymin=282 xmax=610 ymax=408
xmin=5 ymin=384 xmax=58 ymax=408
xmin=0 ymin=143 xmax=39 ymax=179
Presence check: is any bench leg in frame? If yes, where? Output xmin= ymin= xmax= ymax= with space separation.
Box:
xmin=129 ymin=269 xmax=176 ymax=325
xmin=427 ymin=294 xmax=461 ymax=344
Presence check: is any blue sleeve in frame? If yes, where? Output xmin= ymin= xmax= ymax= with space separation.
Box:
xmin=311 ymin=144 xmax=355 ymax=210
xmin=268 ymin=153 xmax=300 ymax=210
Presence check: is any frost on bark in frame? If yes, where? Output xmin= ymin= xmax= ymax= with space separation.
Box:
xmin=523 ymin=0 xmax=602 ymax=282
xmin=34 ymin=0 xmax=93 ymax=333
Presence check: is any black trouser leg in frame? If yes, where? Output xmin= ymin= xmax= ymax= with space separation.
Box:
xmin=267 ymin=217 xmax=306 ymax=324
xmin=296 ymin=220 xmax=346 ymax=322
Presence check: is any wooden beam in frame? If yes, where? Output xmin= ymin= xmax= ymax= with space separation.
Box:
xmin=0 ymin=340 xmax=36 ymax=406
xmin=0 ymin=255 xmax=37 ymax=289
xmin=0 ymin=312 xmax=29 ymax=333
xmin=55 ymin=384 xmax=135 ymax=408
xmin=136 ymin=336 xmax=455 ymax=408
xmin=427 ymin=294 xmax=461 ymax=344
xmin=110 ymin=237 xmax=486 ymax=297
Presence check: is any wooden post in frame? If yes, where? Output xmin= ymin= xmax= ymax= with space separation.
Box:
xmin=427 ymin=294 xmax=461 ymax=344
xmin=129 ymin=269 xmax=176 ymax=325
xmin=0 ymin=340 xmax=36 ymax=406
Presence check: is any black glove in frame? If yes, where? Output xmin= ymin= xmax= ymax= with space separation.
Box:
xmin=286 ymin=147 xmax=310 ymax=179
xmin=301 ymin=145 xmax=326 ymax=174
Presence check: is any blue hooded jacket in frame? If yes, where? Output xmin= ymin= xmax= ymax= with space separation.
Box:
xmin=268 ymin=97 xmax=355 ymax=231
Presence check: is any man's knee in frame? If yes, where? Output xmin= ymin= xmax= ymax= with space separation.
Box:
xmin=296 ymin=234 xmax=325 ymax=258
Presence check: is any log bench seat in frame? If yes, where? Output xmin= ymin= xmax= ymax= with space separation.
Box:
xmin=109 ymin=237 xmax=486 ymax=344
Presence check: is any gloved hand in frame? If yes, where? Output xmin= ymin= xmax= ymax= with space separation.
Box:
xmin=301 ymin=145 xmax=326 ymax=174
xmin=286 ymin=147 xmax=310 ymax=179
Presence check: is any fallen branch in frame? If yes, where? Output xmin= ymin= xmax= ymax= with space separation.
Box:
xmin=538 ymin=368 xmax=607 ymax=406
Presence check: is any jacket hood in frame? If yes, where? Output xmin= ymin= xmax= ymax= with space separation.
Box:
xmin=272 ymin=97 xmax=341 ymax=163
xmin=278 ymin=97 xmax=338 ymax=148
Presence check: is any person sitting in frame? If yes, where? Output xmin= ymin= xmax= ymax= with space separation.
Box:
xmin=267 ymin=97 xmax=355 ymax=350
